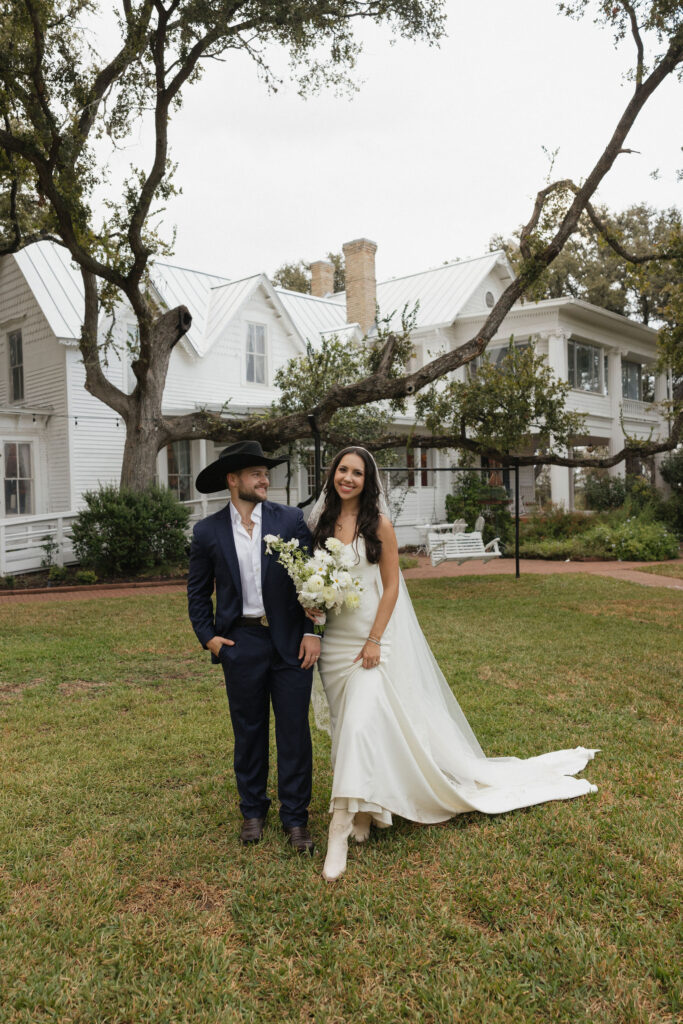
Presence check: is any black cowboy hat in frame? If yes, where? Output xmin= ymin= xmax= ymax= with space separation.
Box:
xmin=195 ymin=440 xmax=288 ymax=494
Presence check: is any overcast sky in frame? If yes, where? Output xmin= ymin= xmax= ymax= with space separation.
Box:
xmin=118 ymin=0 xmax=681 ymax=284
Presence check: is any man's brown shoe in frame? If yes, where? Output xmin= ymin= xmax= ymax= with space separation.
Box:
xmin=284 ymin=825 xmax=315 ymax=856
xmin=240 ymin=817 xmax=265 ymax=845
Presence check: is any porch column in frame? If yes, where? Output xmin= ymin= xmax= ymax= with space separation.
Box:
xmin=607 ymin=349 xmax=625 ymax=478
xmin=545 ymin=329 xmax=568 ymax=380
xmin=549 ymin=463 xmax=571 ymax=509
xmin=197 ymin=439 xmax=209 ymax=517
xmin=545 ymin=330 xmax=571 ymax=507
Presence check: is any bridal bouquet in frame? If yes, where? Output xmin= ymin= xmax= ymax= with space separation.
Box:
xmin=263 ymin=534 xmax=363 ymax=631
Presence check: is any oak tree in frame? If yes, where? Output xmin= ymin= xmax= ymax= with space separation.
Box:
xmin=1 ymin=0 xmax=681 ymax=483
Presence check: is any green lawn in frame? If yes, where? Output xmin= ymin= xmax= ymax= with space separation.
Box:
xmin=636 ymin=561 xmax=683 ymax=580
xmin=0 ymin=576 xmax=680 ymax=1024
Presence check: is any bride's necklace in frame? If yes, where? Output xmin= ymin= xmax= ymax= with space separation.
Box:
xmin=335 ymin=514 xmax=357 ymax=535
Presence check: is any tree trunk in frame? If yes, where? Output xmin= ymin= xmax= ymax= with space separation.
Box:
xmin=119 ymin=409 xmax=164 ymax=490
xmin=118 ymin=305 xmax=192 ymax=490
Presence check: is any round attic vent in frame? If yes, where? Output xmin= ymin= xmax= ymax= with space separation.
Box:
xmin=485 ymin=291 xmax=495 ymax=308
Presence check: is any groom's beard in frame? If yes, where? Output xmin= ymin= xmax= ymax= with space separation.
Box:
xmin=237 ymin=486 xmax=266 ymax=504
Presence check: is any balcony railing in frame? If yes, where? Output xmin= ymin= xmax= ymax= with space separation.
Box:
xmin=622 ymin=398 xmax=657 ymax=419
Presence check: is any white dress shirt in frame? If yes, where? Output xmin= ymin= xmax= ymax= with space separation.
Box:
xmin=229 ymin=500 xmax=265 ymax=616
xmin=228 ymin=500 xmax=317 ymax=638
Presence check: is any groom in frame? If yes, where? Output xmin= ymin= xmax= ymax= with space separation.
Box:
xmin=187 ymin=440 xmax=320 ymax=854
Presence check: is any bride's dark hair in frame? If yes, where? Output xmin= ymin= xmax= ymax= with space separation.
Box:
xmin=312 ymin=446 xmax=383 ymax=563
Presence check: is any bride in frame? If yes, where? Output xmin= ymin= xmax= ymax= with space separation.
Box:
xmin=309 ymin=446 xmax=598 ymax=882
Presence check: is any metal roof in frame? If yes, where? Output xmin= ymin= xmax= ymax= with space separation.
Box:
xmin=276 ymin=288 xmax=350 ymax=345
xmin=372 ymin=251 xmax=512 ymax=331
xmin=12 ymin=242 xmax=514 ymax=353
xmin=151 ymin=261 xmax=229 ymax=355
xmin=14 ymin=242 xmax=85 ymax=339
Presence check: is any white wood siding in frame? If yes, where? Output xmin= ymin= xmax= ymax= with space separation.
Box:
xmin=0 ymin=256 xmax=71 ymax=513
xmin=66 ymin=345 xmax=126 ymax=505
xmin=162 ymin=286 xmax=302 ymax=413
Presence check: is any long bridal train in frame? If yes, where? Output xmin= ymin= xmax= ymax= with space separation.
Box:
xmin=317 ymin=539 xmax=599 ymax=882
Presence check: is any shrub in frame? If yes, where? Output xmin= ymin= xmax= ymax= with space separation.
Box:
xmin=518 ymin=538 xmax=575 ymax=560
xmin=583 ymin=473 xmax=627 ymax=511
xmin=48 ymin=565 xmax=69 ymax=584
xmin=40 ymin=534 xmax=60 ymax=569
xmin=602 ymin=519 xmax=679 ymax=561
xmin=520 ymin=507 xmax=596 ymax=542
xmin=659 ymin=449 xmax=683 ymax=492
xmin=75 ymin=569 xmax=98 ymax=585
xmin=71 ymin=485 xmax=190 ymax=578
xmin=520 ymin=517 xmax=679 ymax=561
xmin=623 ymin=474 xmax=661 ymax=516
xmin=657 ymin=494 xmax=683 ymax=538
xmin=0 ymin=574 xmax=15 ymax=589
xmin=445 ymin=472 xmax=513 ymax=547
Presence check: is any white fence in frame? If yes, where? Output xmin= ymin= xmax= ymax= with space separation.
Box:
xmin=0 ymin=512 xmax=77 ymax=576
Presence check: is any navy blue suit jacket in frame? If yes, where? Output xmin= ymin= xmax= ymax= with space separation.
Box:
xmin=187 ymin=501 xmax=312 ymax=668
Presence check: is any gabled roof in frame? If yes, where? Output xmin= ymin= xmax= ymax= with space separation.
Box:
xmin=275 ymin=288 xmax=352 ymax=345
xmin=204 ymin=274 xmax=305 ymax=357
xmin=14 ymin=242 xmax=85 ymax=340
xmin=11 ymin=242 xmax=516 ymax=354
xmin=341 ymin=250 xmax=514 ymax=332
xmin=151 ymin=262 xmax=229 ymax=355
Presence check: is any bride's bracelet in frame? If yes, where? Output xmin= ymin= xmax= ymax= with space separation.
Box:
xmin=367 ymin=635 xmax=381 ymax=646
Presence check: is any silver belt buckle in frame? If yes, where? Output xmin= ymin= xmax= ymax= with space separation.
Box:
xmin=259 ymin=614 xmax=269 ymax=628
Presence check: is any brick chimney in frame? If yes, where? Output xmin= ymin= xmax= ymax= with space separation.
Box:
xmin=342 ymin=237 xmax=377 ymax=335
xmin=310 ymin=259 xmax=335 ymax=298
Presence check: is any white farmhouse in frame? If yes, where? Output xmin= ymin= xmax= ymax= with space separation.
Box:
xmin=0 ymin=237 xmax=669 ymax=570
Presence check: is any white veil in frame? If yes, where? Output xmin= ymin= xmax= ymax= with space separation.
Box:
xmin=305 ymin=449 xmax=485 ymax=761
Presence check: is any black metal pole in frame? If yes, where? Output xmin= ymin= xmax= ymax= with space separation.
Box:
xmin=307 ymin=413 xmax=322 ymax=497
xmin=514 ymin=459 xmax=520 ymax=580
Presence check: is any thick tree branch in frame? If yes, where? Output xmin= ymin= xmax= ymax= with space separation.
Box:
xmin=583 ymin=199 xmax=682 ymax=264
xmin=79 ymin=268 xmax=131 ymax=418
xmin=622 ymin=1 xmax=645 ymax=86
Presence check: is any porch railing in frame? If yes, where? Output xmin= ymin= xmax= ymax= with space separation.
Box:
xmin=0 ymin=512 xmax=77 ymax=576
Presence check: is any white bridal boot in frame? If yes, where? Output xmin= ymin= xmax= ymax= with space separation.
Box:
xmin=322 ymin=810 xmax=355 ymax=882
xmin=350 ymin=812 xmax=372 ymax=843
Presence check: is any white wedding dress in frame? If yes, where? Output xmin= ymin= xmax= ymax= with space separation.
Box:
xmin=318 ymin=539 xmax=598 ymax=826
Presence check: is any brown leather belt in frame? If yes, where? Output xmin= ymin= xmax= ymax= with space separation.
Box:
xmin=236 ymin=615 xmax=269 ymax=628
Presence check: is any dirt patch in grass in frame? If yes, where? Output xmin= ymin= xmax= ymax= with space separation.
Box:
xmin=58 ymin=679 xmax=109 ymax=695
xmin=580 ymin=599 xmax=680 ymax=627
xmin=0 ymin=679 xmax=44 ymax=700
xmin=122 ymin=876 xmax=236 ymax=935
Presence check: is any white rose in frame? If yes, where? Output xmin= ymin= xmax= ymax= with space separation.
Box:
xmin=322 ymin=585 xmax=337 ymax=605
xmin=307 ymin=574 xmax=324 ymax=593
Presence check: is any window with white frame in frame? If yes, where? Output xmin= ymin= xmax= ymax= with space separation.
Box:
xmin=167 ymin=440 xmax=192 ymax=502
xmin=567 ymin=340 xmax=607 ymax=395
xmin=622 ymin=361 xmax=654 ymax=402
xmin=246 ymin=324 xmax=266 ymax=384
xmin=406 ymin=447 xmax=432 ymax=487
xmin=303 ymin=450 xmax=316 ymax=497
xmin=8 ymin=330 xmax=24 ymax=402
xmin=3 ymin=441 xmax=33 ymax=515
